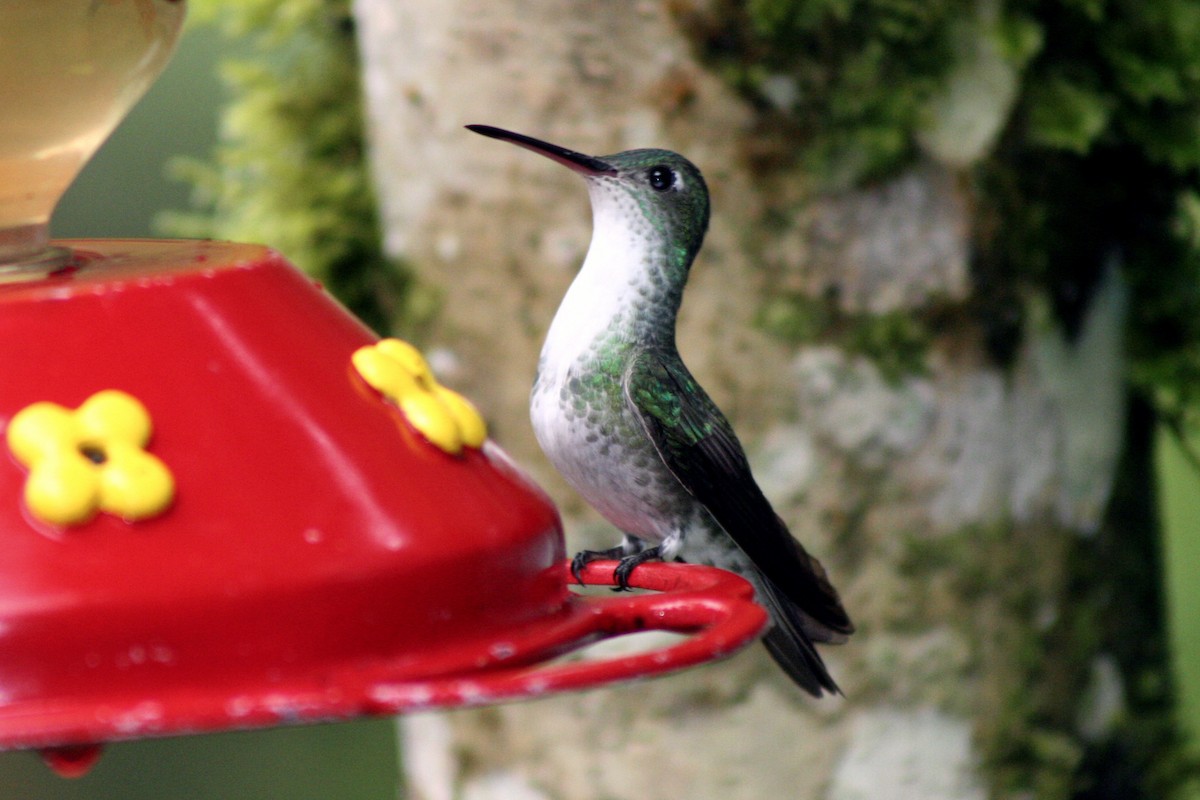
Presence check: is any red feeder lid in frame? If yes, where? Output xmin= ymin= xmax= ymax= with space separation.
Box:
xmin=0 ymin=240 xmax=767 ymax=769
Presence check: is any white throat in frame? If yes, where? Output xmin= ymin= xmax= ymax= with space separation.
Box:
xmin=537 ymin=179 xmax=665 ymax=376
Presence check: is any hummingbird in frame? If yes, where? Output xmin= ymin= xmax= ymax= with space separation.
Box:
xmin=467 ymin=124 xmax=854 ymax=696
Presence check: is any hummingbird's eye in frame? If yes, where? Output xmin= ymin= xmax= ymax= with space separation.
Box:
xmin=647 ymin=166 xmax=675 ymax=192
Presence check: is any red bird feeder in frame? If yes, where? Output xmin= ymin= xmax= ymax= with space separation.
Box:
xmin=0 ymin=1 xmax=767 ymax=779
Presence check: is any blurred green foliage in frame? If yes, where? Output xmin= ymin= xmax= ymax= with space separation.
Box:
xmin=682 ymin=1 xmax=1200 ymax=797
xmin=162 ymin=0 xmax=414 ymax=335
xmin=683 ymin=0 xmax=965 ymax=183
xmin=986 ymin=1 xmax=1200 ymax=447
xmin=688 ymin=0 xmax=1200 ymax=447
xmin=685 ymin=0 xmax=1200 ymax=182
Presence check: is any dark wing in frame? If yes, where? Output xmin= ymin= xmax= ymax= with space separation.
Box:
xmin=624 ymin=348 xmax=853 ymax=641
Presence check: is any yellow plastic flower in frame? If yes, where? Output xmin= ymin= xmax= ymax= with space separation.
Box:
xmin=5 ymin=390 xmax=175 ymax=526
xmin=352 ymin=339 xmax=487 ymax=455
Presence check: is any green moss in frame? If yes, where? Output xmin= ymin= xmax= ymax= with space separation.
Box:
xmin=845 ymin=312 xmax=933 ymax=382
xmin=677 ymin=0 xmax=969 ymax=184
xmin=683 ymin=0 xmax=1200 ymax=426
xmin=885 ymin=411 xmax=1198 ymax=799
xmin=1023 ymin=76 xmax=1115 ymax=154
xmin=897 ymin=525 xmax=981 ymax=583
xmin=756 ymin=292 xmax=834 ymax=344
xmin=678 ymin=0 xmax=1200 ymax=185
xmin=757 ymin=291 xmax=931 ymax=382
xmin=975 ymin=1 xmax=1200 ymax=407
xmin=943 ymin=517 xmax=1080 ymax=798
xmin=965 ymin=407 xmax=1198 ymax=799
xmin=160 ymin=0 xmax=418 ymax=335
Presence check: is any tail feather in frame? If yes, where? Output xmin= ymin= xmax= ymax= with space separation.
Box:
xmin=758 ymin=574 xmax=842 ymax=697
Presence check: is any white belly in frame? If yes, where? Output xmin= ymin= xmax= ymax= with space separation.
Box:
xmin=530 ymin=369 xmax=685 ymax=543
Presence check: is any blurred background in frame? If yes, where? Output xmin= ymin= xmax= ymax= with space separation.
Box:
xmin=3 ymin=0 xmax=1200 ymax=797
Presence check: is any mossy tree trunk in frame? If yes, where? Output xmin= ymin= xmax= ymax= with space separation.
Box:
xmin=352 ymin=1 xmax=1181 ymax=797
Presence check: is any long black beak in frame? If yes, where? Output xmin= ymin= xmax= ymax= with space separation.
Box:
xmin=467 ymin=124 xmax=617 ymax=176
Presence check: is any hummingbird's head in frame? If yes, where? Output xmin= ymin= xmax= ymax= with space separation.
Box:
xmin=467 ymin=125 xmax=711 ymax=266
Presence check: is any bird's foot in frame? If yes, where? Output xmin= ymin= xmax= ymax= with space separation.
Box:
xmin=612 ymin=546 xmax=662 ymax=591
xmin=570 ymin=545 xmax=630 ymax=586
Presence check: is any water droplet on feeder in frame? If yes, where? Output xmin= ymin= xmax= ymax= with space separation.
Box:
xmin=40 ymin=743 xmax=104 ymax=778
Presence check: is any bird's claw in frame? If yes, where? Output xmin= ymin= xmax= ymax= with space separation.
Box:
xmin=570 ymin=546 xmax=627 ymax=586
xmin=570 ymin=545 xmax=663 ymax=590
xmin=611 ymin=546 xmax=662 ymax=591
